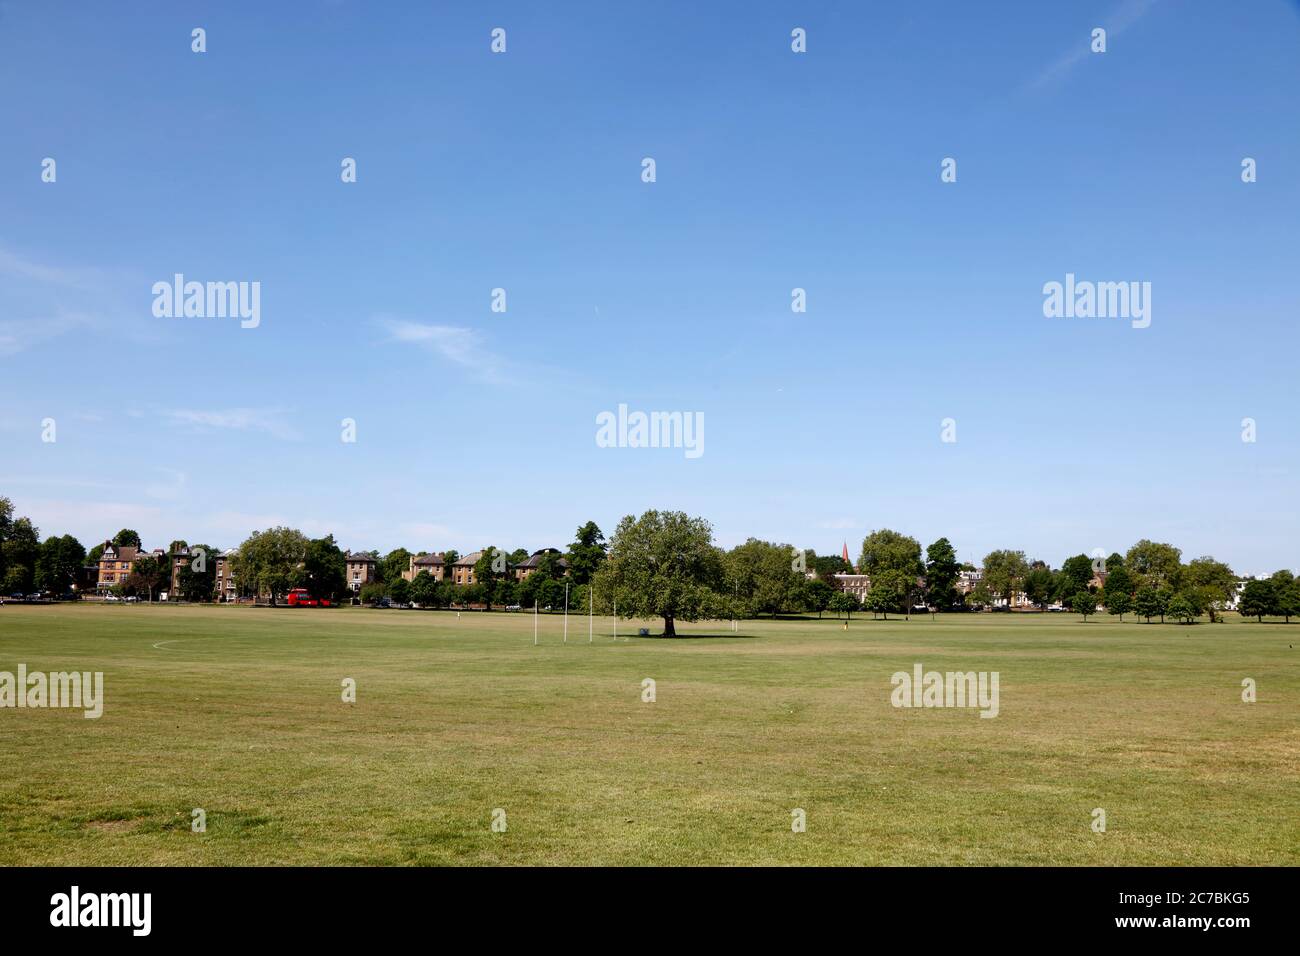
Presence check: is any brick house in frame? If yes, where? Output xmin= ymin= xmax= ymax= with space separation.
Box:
xmin=346 ymin=552 xmax=377 ymax=592
xmin=403 ymin=552 xmax=447 ymax=582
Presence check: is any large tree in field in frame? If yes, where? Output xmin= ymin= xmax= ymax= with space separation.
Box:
xmin=592 ymin=510 xmax=728 ymax=637
xmin=725 ymin=538 xmax=804 ymax=618
xmin=302 ymin=535 xmax=347 ymax=600
xmin=924 ymin=537 xmax=960 ymax=610
xmin=565 ymin=521 xmax=607 ymax=585
xmin=858 ymin=529 xmax=923 ymax=580
xmin=1237 ymin=579 xmax=1275 ymax=623
xmin=1178 ymin=556 xmax=1236 ymax=621
xmin=982 ymin=549 xmax=1028 ymax=608
xmin=35 ymin=534 xmax=86 ymax=594
xmin=1 ymin=515 xmax=41 ymax=594
xmin=1125 ymin=539 xmax=1182 ymax=589
xmin=1106 ymin=589 xmax=1132 ymax=622
xmin=0 ymin=496 xmax=13 ymax=583
xmin=1023 ymin=564 xmax=1056 ymax=610
xmin=1059 ymin=554 xmax=1095 ymax=595
xmin=231 ymin=527 xmax=309 ymax=603
xmin=113 ymin=528 xmax=142 ymax=550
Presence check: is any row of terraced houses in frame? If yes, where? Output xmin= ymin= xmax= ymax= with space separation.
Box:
xmin=87 ymin=540 xmax=569 ymax=601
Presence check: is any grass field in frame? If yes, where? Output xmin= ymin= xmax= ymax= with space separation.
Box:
xmin=0 ymin=603 xmax=1296 ymax=866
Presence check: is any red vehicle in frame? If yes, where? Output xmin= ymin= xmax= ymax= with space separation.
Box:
xmin=285 ymin=588 xmax=330 ymax=608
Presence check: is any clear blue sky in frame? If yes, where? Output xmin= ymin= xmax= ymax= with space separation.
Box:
xmin=2 ymin=1 xmax=1297 ymax=575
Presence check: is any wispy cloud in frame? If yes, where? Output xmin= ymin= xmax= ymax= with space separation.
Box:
xmin=0 ymin=245 xmax=153 ymax=357
xmin=1026 ymin=0 xmax=1158 ymax=93
xmin=375 ymin=317 xmax=510 ymax=384
xmin=162 ymin=407 xmax=298 ymax=441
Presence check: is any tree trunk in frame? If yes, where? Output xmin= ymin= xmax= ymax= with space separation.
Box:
xmin=663 ymin=615 xmax=677 ymax=638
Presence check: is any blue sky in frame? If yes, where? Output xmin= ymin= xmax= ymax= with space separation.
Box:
xmin=2 ymin=1 xmax=1297 ymax=574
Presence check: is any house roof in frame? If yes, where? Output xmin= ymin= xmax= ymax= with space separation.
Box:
xmin=345 ymin=552 xmax=376 ymax=563
xmin=454 ymin=551 xmax=483 ymax=566
xmin=413 ymin=552 xmax=445 ymax=566
xmin=517 ymin=549 xmax=568 ymax=569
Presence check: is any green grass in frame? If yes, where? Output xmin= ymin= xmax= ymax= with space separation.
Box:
xmin=0 ymin=603 xmax=1296 ymax=865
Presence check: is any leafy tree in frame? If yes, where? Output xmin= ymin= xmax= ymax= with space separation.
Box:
xmin=379 ymin=548 xmax=412 ymax=584
xmin=35 ymin=534 xmax=86 ymax=594
xmin=1237 ymin=579 xmax=1275 ymax=622
xmin=230 ymin=527 xmax=310 ymax=603
xmin=725 ymin=538 xmax=804 ymax=618
xmin=865 ymin=570 xmax=910 ymax=619
xmin=1105 ymin=552 xmax=1125 ymax=571
xmin=302 ymin=535 xmax=347 ymax=601
xmin=1071 ymin=591 xmax=1097 ymax=621
xmin=591 ymin=510 xmax=728 ymax=637
xmin=828 ymin=591 xmax=858 ymax=620
xmin=982 ymin=550 xmax=1028 ymax=609
xmin=1125 ymin=539 xmax=1182 ymax=589
xmin=1133 ymin=586 xmax=1163 ymax=623
xmin=968 ymin=580 xmax=993 ymax=610
xmin=801 ymin=578 xmax=834 ymax=618
xmin=127 ymin=554 xmax=168 ymax=602
xmin=474 ymin=547 xmax=505 ymax=610
xmin=508 ymin=548 xmax=530 ymax=566
xmin=87 ymin=542 xmax=106 ymax=565
xmin=1167 ymin=593 xmax=1198 ymax=624
xmin=0 ymin=496 xmax=12 ymax=582
xmin=1182 ymin=556 xmax=1236 ymax=621
xmin=1023 ymin=565 xmax=1056 ymax=610
xmin=1102 ymin=565 xmax=1134 ymax=608
xmin=1 ymin=516 xmax=41 ymax=594
xmin=359 ymin=581 xmax=386 ymax=605
xmin=859 ymin=529 xmax=923 ymax=580
xmin=1059 ymin=554 xmax=1095 ymax=595
xmin=113 ymin=529 xmax=142 ymax=550
xmin=388 ymin=577 xmax=411 ymax=605
xmin=442 ymin=549 xmax=460 ymax=570
xmin=1276 ymin=582 xmax=1300 ymax=624
xmin=924 ymin=537 xmax=960 ymax=610
xmin=174 ymin=543 xmax=216 ymax=602
xmin=1106 ymin=589 xmax=1132 ymax=622
xmin=566 ymin=521 xmax=608 ymax=585
xmin=409 ymin=570 xmax=437 ymax=607
xmin=812 ymin=553 xmax=851 ymax=577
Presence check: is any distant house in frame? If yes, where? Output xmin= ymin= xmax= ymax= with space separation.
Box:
xmin=833 ymin=573 xmax=871 ymax=602
xmin=214 ymin=549 xmax=238 ymax=602
xmin=345 ymin=552 xmax=377 ymax=592
xmin=403 ymin=552 xmax=447 ymax=582
xmin=513 ymin=548 xmax=568 ymax=581
xmin=957 ymin=569 xmax=983 ymax=594
xmin=169 ymin=545 xmax=191 ymax=596
xmin=452 ymin=551 xmax=483 ymax=586
xmin=96 ymin=541 xmax=140 ymax=592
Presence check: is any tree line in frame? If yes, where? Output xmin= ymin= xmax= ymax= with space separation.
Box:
xmin=4 ymin=496 xmax=1297 ymax=627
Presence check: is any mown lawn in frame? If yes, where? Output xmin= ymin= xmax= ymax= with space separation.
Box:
xmin=0 ymin=603 xmax=1295 ymax=865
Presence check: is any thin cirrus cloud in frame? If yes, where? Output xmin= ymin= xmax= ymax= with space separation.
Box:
xmin=0 ymin=245 xmax=156 ymax=355
xmin=375 ymin=317 xmax=510 ymax=385
xmin=1025 ymin=0 xmax=1159 ymax=93
xmin=161 ymin=407 xmax=299 ymax=441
